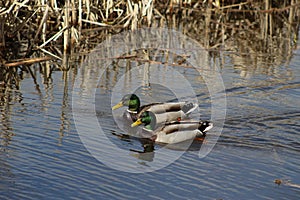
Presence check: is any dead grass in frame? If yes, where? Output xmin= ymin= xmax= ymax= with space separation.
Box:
xmin=0 ymin=0 xmax=299 ymax=69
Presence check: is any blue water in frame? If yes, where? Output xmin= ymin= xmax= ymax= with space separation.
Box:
xmin=0 ymin=33 xmax=300 ymax=199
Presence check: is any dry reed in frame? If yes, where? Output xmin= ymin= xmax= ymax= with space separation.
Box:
xmin=0 ymin=0 xmax=298 ymax=71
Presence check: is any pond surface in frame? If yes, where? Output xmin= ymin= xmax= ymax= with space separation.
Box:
xmin=1 ymin=29 xmax=300 ymax=199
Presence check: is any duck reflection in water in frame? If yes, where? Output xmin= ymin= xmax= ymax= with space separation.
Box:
xmin=112 ymin=130 xmax=209 ymax=163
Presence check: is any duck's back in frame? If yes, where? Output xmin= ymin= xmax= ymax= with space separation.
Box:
xmin=147 ymin=102 xmax=186 ymax=114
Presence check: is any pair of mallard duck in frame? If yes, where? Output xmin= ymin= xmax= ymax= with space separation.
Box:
xmin=112 ymin=94 xmax=213 ymax=144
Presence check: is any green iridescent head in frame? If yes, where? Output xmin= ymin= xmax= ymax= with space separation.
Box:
xmin=112 ymin=94 xmax=141 ymax=112
xmin=131 ymin=111 xmax=156 ymax=130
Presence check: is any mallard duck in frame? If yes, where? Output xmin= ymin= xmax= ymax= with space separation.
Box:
xmin=112 ymin=94 xmax=198 ymax=122
xmin=131 ymin=111 xmax=213 ymax=144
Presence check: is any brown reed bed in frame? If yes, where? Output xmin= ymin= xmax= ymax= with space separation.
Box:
xmin=0 ymin=0 xmax=299 ymax=72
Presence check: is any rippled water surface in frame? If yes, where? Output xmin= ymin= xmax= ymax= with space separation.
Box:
xmin=1 ymin=33 xmax=300 ymax=199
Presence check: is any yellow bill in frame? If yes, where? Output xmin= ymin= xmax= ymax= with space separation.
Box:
xmin=112 ymin=102 xmax=123 ymax=110
xmin=131 ymin=119 xmax=142 ymax=127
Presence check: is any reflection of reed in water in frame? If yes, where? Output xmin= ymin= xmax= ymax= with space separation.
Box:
xmin=156 ymin=0 xmax=300 ymax=78
xmin=0 ymin=63 xmax=72 ymax=147
xmin=0 ymin=67 xmax=20 ymax=148
xmin=97 ymin=48 xmax=208 ymax=94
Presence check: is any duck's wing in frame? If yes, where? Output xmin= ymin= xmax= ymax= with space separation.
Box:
xmin=161 ymin=123 xmax=201 ymax=133
xmin=137 ymin=102 xmax=185 ymax=115
xmin=162 ymin=121 xmax=213 ymax=134
xmin=139 ymin=102 xmax=198 ymax=117
xmin=154 ymin=122 xmax=208 ymax=144
xmin=150 ymin=102 xmax=198 ymax=116
xmin=147 ymin=102 xmax=186 ymax=114
xmin=139 ymin=103 xmax=163 ymax=113
xmin=152 ymin=111 xmax=186 ymax=127
xmin=155 ymin=129 xmax=201 ymax=144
